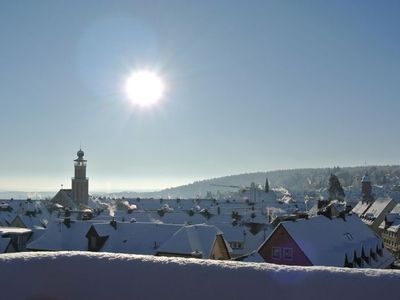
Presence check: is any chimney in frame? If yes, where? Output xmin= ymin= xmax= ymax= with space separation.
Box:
xmin=317 ymin=199 xmax=328 ymax=209
xmin=64 ymin=217 xmax=71 ymax=227
xmin=191 ymin=250 xmax=203 ymax=259
xmin=339 ymin=210 xmax=346 ymax=221
xmin=110 ymin=217 xmax=117 ymax=230
xmin=63 ymin=208 xmax=71 ymax=227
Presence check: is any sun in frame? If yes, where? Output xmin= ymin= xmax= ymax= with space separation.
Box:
xmin=125 ymin=70 xmax=165 ymax=107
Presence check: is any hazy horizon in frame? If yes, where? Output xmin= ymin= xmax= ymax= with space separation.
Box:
xmin=0 ymin=163 xmax=398 ymax=193
xmin=1 ymin=1 xmax=399 ymax=191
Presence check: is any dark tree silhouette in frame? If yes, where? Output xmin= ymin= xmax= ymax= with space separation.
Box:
xmin=328 ymin=174 xmax=345 ymax=201
xmin=264 ymin=177 xmax=270 ymax=193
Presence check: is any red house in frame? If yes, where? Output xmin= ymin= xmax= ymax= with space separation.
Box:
xmin=258 ymin=215 xmax=394 ymax=269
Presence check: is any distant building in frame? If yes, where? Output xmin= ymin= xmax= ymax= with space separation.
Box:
xmin=28 ymin=217 xmax=231 ymax=260
xmin=52 ymin=149 xmax=89 ymax=208
xmin=353 ymin=197 xmax=396 ymax=234
xmin=215 ymin=223 xmax=269 ymax=258
xmin=352 ymin=173 xmax=396 ymax=234
xmin=27 ymin=219 xmax=92 ymax=251
xmin=361 ymin=173 xmax=374 ymax=203
xmin=379 ymin=204 xmax=400 ymax=258
xmin=0 ymin=227 xmax=32 ymax=252
xmin=72 ymin=149 xmax=89 ymax=206
xmin=156 ymin=224 xmax=231 ymax=260
xmin=257 ymin=215 xmax=394 ymax=269
xmin=51 ymin=189 xmax=74 ymax=208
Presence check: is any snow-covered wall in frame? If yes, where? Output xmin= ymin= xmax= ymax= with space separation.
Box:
xmin=0 ymin=252 xmax=399 ymax=300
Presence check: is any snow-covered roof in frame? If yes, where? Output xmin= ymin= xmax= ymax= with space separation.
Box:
xmin=362 ymin=198 xmax=395 ymax=221
xmin=239 ymin=251 xmax=265 ymax=263
xmin=156 ymin=224 xmax=222 ymax=258
xmin=380 ymin=216 xmax=400 ymax=233
xmin=0 ymin=227 xmax=32 ymax=235
xmin=92 ymin=222 xmax=182 ymax=255
xmin=11 ymin=214 xmax=49 ymax=229
xmin=0 ymin=200 xmax=51 ymax=227
xmin=351 ymin=201 xmax=371 ymax=216
xmin=27 ymin=220 xmax=92 ymax=251
xmin=270 ymin=215 xmax=393 ymax=268
xmin=329 ymin=200 xmax=347 ymax=212
xmin=0 ymin=212 xmax=14 ymax=226
xmin=379 ymin=208 xmax=400 ymax=233
xmin=391 ymin=203 xmax=400 ymax=214
xmin=154 ymin=211 xmax=208 ymax=224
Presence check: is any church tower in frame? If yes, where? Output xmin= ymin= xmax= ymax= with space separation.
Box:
xmin=361 ymin=172 xmax=373 ymax=204
xmin=72 ymin=149 xmax=89 ymax=206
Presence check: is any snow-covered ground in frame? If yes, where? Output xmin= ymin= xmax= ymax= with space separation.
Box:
xmin=0 ymin=252 xmax=399 ymax=300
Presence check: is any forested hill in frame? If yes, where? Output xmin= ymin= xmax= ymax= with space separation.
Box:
xmin=4 ymin=165 xmax=398 ymax=199
xmin=114 ymin=165 xmax=400 ymax=198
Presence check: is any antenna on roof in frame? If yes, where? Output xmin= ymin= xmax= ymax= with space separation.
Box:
xmin=364 ymin=160 xmax=368 ymax=176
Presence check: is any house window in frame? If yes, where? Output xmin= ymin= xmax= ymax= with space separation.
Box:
xmin=229 ymin=241 xmax=244 ymax=250
xmin=283 ymin=248 xmax=293 ymax=260
xmin=272 ymin=247 xmax=281 ymax=259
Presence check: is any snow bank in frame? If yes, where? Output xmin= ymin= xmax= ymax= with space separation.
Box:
xmin=0 ymin=252 xmax=399 ymax=300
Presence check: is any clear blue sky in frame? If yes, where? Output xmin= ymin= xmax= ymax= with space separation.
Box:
xmin=0 ymin=1 xmax=399 ymax=191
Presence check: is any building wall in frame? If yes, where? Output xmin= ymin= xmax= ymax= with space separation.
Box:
xmin=211 ymin=235 xmax=231 ymax=260
xmin=72 ymin=160 xmax=89 ymax=206
xmin=74 ymin=164 xmax=86 ymax=179
xmin=381 ymin=229 xmax=400 ymax=259
xmin=362 ymin=181 xmax=373 ymax=202
xmin=72 ymin=179 xmax=89 ymax=206
xmin=258 ymin=225 xmax=312 ymax=266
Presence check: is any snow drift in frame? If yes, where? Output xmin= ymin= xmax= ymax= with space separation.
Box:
xmin=0 ymin=252 xmax=399 ymax=300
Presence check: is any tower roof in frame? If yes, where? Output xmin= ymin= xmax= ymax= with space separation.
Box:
xmin=75 ymin=149 xmax=86 ymax=162
xmin=77 ymin=149 xmax=84 ymax=159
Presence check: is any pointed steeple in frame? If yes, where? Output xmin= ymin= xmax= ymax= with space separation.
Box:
xmin=264 ymin=177 xmax=270 ymax=193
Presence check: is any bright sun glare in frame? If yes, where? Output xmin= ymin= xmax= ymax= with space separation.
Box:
xmin=125 ymin=70 xmax=165 ymax=107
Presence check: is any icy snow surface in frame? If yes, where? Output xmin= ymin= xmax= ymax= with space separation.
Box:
xmin=0 ymin=252 xmax=399 ymax=300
